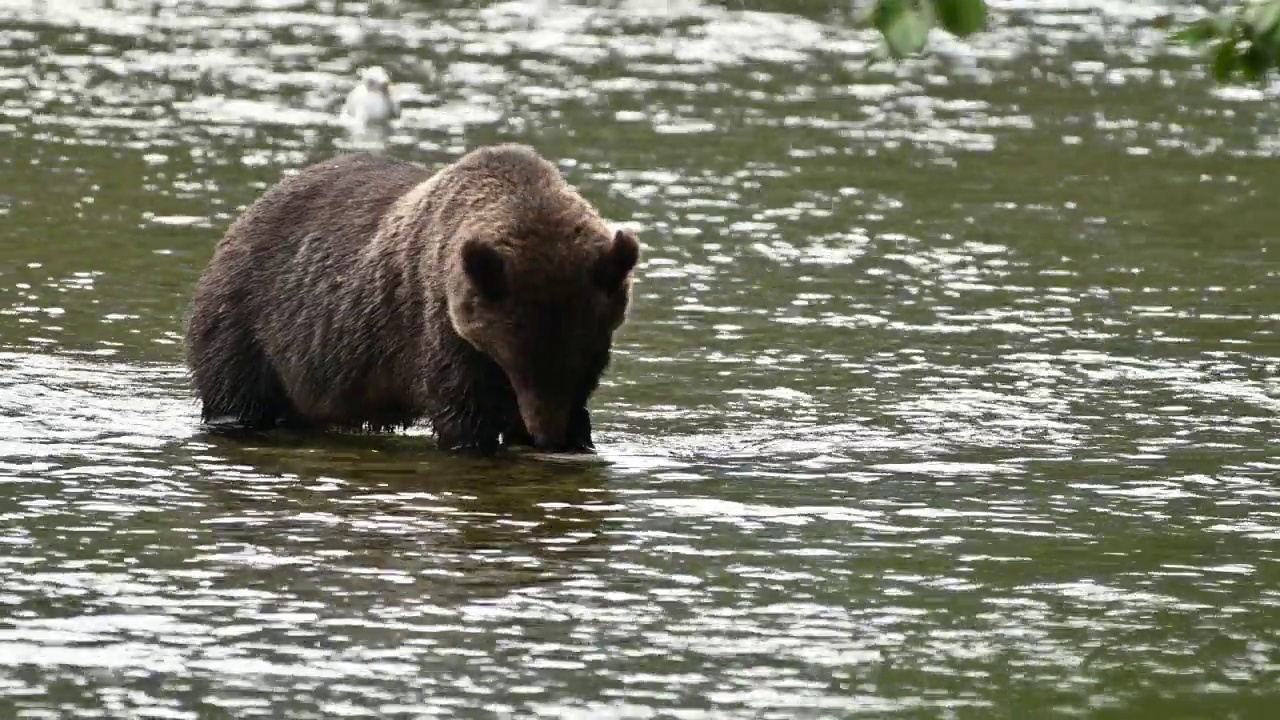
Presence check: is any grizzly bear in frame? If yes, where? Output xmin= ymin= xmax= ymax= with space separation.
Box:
xmin=184 ymin=144 xmax=640 ymax=455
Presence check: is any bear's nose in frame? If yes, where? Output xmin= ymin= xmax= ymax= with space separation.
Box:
xmin=513 ymin=386 xmax=572 ymax=453
xmin=532 ymin=431 xmax=571 ymax=452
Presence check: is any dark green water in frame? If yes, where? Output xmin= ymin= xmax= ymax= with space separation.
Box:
xmin=1 ymin=0 xmax=1278 ymax=717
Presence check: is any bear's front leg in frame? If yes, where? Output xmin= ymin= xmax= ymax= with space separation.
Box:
xmin=502 ymin=419 xmax=534 ymax=448
xmin=435 ymin=429 xmax=502 ymax=456
xmin=432 ymin=412 xmax=503 ymax=456
xmin=563 ymin=404 xmax=596 ymax=453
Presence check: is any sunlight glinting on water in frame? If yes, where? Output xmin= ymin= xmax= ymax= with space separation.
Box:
xmin=1 ymin=0 xmax=1278 ymax=716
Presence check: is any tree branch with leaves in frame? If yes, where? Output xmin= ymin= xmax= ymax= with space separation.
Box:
xmin=859 ymin=0 xmax=1280 ymax=84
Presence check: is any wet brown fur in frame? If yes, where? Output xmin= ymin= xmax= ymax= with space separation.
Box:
xmin=184 ymin=144 xmax=640 ymax=455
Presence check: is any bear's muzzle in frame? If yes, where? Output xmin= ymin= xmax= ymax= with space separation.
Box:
xmin=513 ymin=385 xmax=574 ymax=452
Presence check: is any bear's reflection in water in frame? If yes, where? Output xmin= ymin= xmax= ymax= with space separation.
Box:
xmin=189 ymin=427 xmax=620 ymax=605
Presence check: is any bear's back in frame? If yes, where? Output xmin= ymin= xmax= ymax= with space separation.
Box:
xmin=223 ymin=153 xmax=431 ymax=258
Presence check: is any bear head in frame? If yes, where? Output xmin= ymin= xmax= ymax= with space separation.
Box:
xmin=447 ymin=210 xmax=640 ymax=452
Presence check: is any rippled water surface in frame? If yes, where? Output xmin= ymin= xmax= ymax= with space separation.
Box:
xmin=2 ymin=0 xmax=1279 ymax=717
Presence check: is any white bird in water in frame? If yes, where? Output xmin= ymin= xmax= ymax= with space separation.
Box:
xmin=343 ymin=66 xmax=399 ymax=127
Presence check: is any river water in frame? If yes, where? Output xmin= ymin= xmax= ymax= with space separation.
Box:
xmin=1 ymin=0 xmax=1278 ymax=717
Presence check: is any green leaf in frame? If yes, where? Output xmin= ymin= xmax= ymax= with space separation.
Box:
xmin=870 ymin=0 xmax=906 ymax=35
xmin=885 ymin=5 xmax=932 ymax=57
xmin=1239 ymin=42 xmax=1269 ymax=81
xmin=1241 ymin=44 xmax=1264 ymax=81
xmin=1212 ymin=38 xmax=1239 ymax=82
xmin=1242 ymin=25 xmax=1279 ymax=83
xmin=1172 ymin=18 xmax=1223 ymax=48
xmin=864 ymin=42 xmax=891 ymax=69
xmin=1247 ymin=0 xmax=1280 ymax=36
xmin=1216 ymin=14 xmax=1238 ymax=37
xmin=931 ymin=0 xmax=986 ymax=37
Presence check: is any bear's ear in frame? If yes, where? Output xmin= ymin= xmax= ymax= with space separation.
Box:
xmin=595 ymin=228 xmax=640 ymax=294
xmin=461 ymin=238 xmax=508 ymax=301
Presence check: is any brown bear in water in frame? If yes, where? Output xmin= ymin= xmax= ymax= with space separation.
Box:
xmin=184 ymin=144 xmax=640 ymax=455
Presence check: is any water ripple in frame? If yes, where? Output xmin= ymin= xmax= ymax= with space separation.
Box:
xmin=2 ymin=0 xmax=1279 ymax=717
